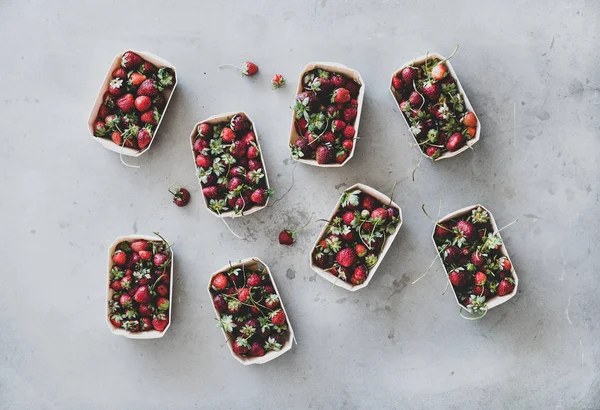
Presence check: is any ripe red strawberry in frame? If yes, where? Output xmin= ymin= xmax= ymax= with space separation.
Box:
xmin=332 ymin=88 xmax=351 ymax=104
xmin=497 ymin=279 xmax=515 ymax=296
xmin=431 ymin=63 xmax=448 ymax=81
xmin=320 ymin=131 xmax=335 ymax=145
xmin=343 ymin=125 xmax=355 ymax=139
xmin=213 ymin=294 xmax=227 ymax=313
xmin=336 ymin=248 xmax=357 ymax=267
xmin=351 ymin=265 xmax=368 ymax=285
xmin=456 ymin=220 xmax=475 ymax=238
xmin=331 ymin=74 xmax=345 ymax=88
xmin=134 ymin=286 xmax=151 ymax=303
xmin=198 ymin=123 xmax=211 ymax=138
xmin=355 ymin=244 xmax=367 ymax=257
xmin=408 ymin=91 xmax=423 ymax=107
xmin=371 ymin=207 xmax=388 ymax=221
xmin=116 ymin=93 xmax=134 ymax=113
xmin=247 ymin=145 xmax=259 ymax=159
xmin=137 ymin=128 xmax=152 ymax=149
xmin=110 ymin=280 xmax=122 ymax=291
xmin=112 ymin=67 xmax=127 ymax=79
xmin=108 ymin=78 xmax=124 ymax=96
xmin=121 ymin=51 xmax=142 ymax=69
xmin=109 ymin=131 xmax=122 ymax=146
xmin=232 ymin=339 xmax=249 ymax=355
xmin=475 ymin=271 xmax=487 ymax=285
xmin=153 ymin=252 xmax=168 ymax=268
xmin=316 ymin=145 xmax=334 ymax=164
xmin=202 ymin=186 xmax=219 ymax=199
xmin=435 ymin=222 xmax=452 ymax=238
xmin=139 ymin=61 xmax=157 ymax=75
xmin=271 ymin=73 xmax=285 ymax=89
xmin=248 ymin=159 xmax=261 ymax=171
xmin=228 ymin=177 xmax=243 ymax=191
xmin=140 ymin=109 xmax=158 ymax=125
xmin=449 ymin=269 xmax=468 ymax=287
xmin=270 ymin=309 xmax=286 ymax=326
xmin=98 ymin=104 xmax=113 ymax=119
xmin=471 ymin=250 xmax=485 ymax=267
xmin=241 ymin=61 xmax=258 ymax=76
xmin=195 ymin=154 xmax=212 ymax=168
xmin=342 ymin=139 xmax=353 ymax=151
xmin=401 ymin=66 xmax=417 ymax=85
xmin=130 ymin=240 xmax=147 ymax=252
xmin=170 ymin=187 xmax=190 ymax=207
xmin=250 ymin=342 xmax=265 ymax=357
xmin=250 ymin=188 xmax=269 ymax=205
xmin=279 ymin=230 xmax=294 ymax=245
xmin=391 ymin=76 xmax=404 ymax=90
xmin=422 ymin=80 xmax=441 ymax=101
xmin=332 ymin=119 xmax=346 ymax=132
xmin=241 ymin=273 xmax=259 ymax=289
xmin=499 ymin=257 xmax=512 ymax=271
xmin=230 ymin=114 xmax=250 ymax=132
xmin=119 ymin=293 xmax=132 ymax=307
xmin=193 ymin=138 xmax=207 ymax=153
xmin=137 ymin=304 xmax=152 ymax=317
xmin=151 ymin=314 xmax=169 ymax=332
xmin=211 ymin=273 xmax=228 ymax=290
xmin=265 ymin=294 xmax=279 ymax=309
xmin=230 ymin=140 xmax=247 ymax=158
xmin=112 ymin=250 xmax=127 ymax=266
xmin=137 ymin=79 xmax=158 ymax=97
xmin=129 ymin=72 xmax=146 ymax=87
xmin=138 ymin=250 xmax=152 ymax=261
xmin=446 ymin=132 xmax=465 ymax=151
xmin=345 ymin=80 xmax=360 ymax=97
xmin=335 ymin=150 xmax=348 ymax=164
xmin=473 ymin=285 xmax=490 ymax=297
xmin=237 ymin=287 xmax=250 ymax=303
xmin=343 ymin=107 xmax=357 ymax=122
xmin=120 ymin=276 xmax=132 ymax=290
xmin=340 ymin=228 xmax=354 ymax=242
xmin=444 ymin=246 xmax=460 ymax=263
xmin=139 ymin=317 xmax=151 ymax=331
xmin=93 ymin=120 xmax=107 ymax=137
xmin=156 ymin=297 xmax=170 ymax=311
xmin=362 ymin=195 xmax=378 ymax=212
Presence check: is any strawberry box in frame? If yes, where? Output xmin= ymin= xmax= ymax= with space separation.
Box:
xmin=190 ymin=112 xmax=272 ymax=218
xmin=88 ymin=50 xmax=177 ymax=157
xmin=309 ymin=183 xmax=402 ymax=291
xmin=390 ymin=51 xmax=480 ymax=161
xmin=106 ymin=234 xmax=174 ymax=338
xmin=432 ymin=205 xmax=518 ymax=318
xmin=289 ymin=62 xmax=365 ymax=167
xmin=208 ymin=258 xmax=295 ymax=365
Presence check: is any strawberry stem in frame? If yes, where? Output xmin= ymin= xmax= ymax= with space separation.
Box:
xmin=216 ymin=211 xmax=246 ymax=240
xmin=459 ymin=306 xmax=488 ymax=320
xmin=119 ymin=133 xmax=140 ymax=169
xmin=439 ymin=44 xmax=459 ymax=65
xmin=219 ymin=64 xmax=241 ymax=71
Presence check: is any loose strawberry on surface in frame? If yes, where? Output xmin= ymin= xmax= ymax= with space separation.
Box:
xmin=192 ymin=113 xmax=273 ymax=216
xmin=391 ymin=48 xmax=478 ymax=159
xmin=93 ymin=51 xmax=176 ymax=152
xmin=433 ymin=206 xmax=516 ymax=314
xmin=290 ymin=67 xmax=361 ymax=165
xmin=211 ymin=263 xmax=291 ymax=359
xmin=311 ymin=188 xmax=401 ymax=286
xmin=108 ymin=236 xmax=172 ymax=333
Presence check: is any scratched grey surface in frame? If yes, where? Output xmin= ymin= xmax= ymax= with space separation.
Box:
xmin=1 ymin=0 xmax=599 ymax=409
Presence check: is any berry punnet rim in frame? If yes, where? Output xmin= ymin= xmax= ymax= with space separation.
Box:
xmin=309 ymin=183 xmax=403 ymax=291
xmin=390 ymin=51 xmax=480 ymax=161
xmin=289 ymin=62 xmax=365 ymax=168
xmin=190 ymin=112 xmax=272 ymax=219
xmin=88 ymin=50 xmax=178 ymax=158
xmin=207 ymin=257 xmax=295 ymax=365
xmin=432 ymin=204 xmax=518 ymax=318
xmin=106 ymin=234 xmax=174 ymax=339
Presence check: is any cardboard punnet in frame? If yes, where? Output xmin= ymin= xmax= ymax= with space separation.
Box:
xmin=106 ymin=234 xmax=174 ymax=339
xmin=432 ymin=205 xmax=518 ymax=310
xmin=190 ymin=112 xmax=271 ymax=218
xmin=389 ymin=52 xmax=480 ymax=161
xmin=289 ymin=62 xmax=365 ymax=167
xmin=88 ymin=50 xmax=178 ymax=157
xmin=309 ymin=183 xmax=403 ymax=291
xmin=207 ymin=258 xmax=295 ymax=365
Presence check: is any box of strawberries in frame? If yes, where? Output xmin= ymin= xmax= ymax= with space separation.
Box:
xmin=432 ymin=205 xmax=518 ymax=318
xmin=289 ymin=62 xmax=365 ymax=167
xmin=191 ymin=112 xmax=272 ymax=218
xmin=390 ymin=50 xmax=480 ymax=161
xmin=88 ymin=50 xmax=177 ymax=157
xmin=106 ymin=234 xmax=173 ymax=338
xmin=208 ymin=258 xmax=295 ymax=365
xmin=310 ymin=184 xmax=402 ymax=290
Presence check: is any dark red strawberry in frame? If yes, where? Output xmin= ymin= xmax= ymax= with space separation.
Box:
xmin=343 ymin=107 xmax=357 ymax=122
xmin=195 ymin=154 xmax=211 ymax=168
xmin=197 ymin=123 xmax=212 ymax=138
xmin=153 ymin=252 xmax=169 ymax=268
xmin=98 ymin=104 xmax=113 ymax=118
xmin=230 ymin=140 xmax=247 ymax=158
xmin=332 ymin=119 xmax=346 ymax=132
xmin=230 ymin=114 xmax=250 ymax=132
xmin=444 ymin=246 xmax=460 ymax=263
xmin=112 ymin=250 xmax=127 ymax=266
xmin=362 ymin=195 xmax=378 ymax=212
xmin=137 ymin=79 xmax=158 ymax=97
xmin=121 ymin=51 xmax=142 ymax=69
xmin=408 ymin=91 xmax=423 ymax=107
xmin=336 ymin=248 xmax=357 ymax=267
xmin=249 ymin=342 xmax=265 ymax=357
xmin=112 ymin=67 xmax=127 ymax=79
xmin=391 ymin=76 xmax=403 ymax=90
xmin=110 ymin=280 xmax=122 ymax=291
xmin=449 ymin=269 xmax=468 ymax=287
xmin=137 ymin=127 xmax=152 ymax=149
xmin=350 ymin=265 xmax=368 ymax=285
xmin=153 ymin=93 xmax=167 ymax=110
xmin=446 ymin=133 xmax=465 ymax=152
xmin=202 ymin=186 xmax=219 ymax=199
xmin=232 ymin=339 xmax=249 ymax=355
xmin=151 ymin=313 xmax=169 ymax=332
xmin=139 ymin=61 xmax=157 ymax=75
xmin=456 ymin=220 xmax=475 ymax=238
xmin=247 ymin=273 xmax=261 ymax=287
xmin=228 ymin=177 xmax=243 ymax=192
xmin=426 ymin=146 xmax=440 ymax=159
xmin=193 ymin=138 xmax=208 ymax=153
xmin=116 ymin=93 xmax=135 ymax=113
xmin=343 ymin=126 xmax=355 ymax=139
xmin=138 ymin=304 xmax=152 ymax=317
xmin=134 ymin=285 xmax=151 ymax=303
xmin=497 ymin=278 xmax=515 ymax=296
xmin=108 ymin=78 xmax=125 ymax=96
xmin=422 ymin=80 xmax=441 ymax=101
xmin=331 ymin=74 xmax=345 ymax=88
xmin=435 ymin=222 xmax=452 ymax=238
xmin=316 ymin=145 xmax=334 ymax=164
xmin=471 ymin=251 xmax=485 ymax=267
xmin=213 ymin=294 xmax=227 ymax=313
xmin=401 ymin=66 xmax=418 ymax=85
xmin=170 ymin=187 xmax=190 ymax=207
xmin=279 ymin=230 xmax=294 ymax=245
xmin=140 ymin=109 xmax=159 ymax=125
xmin=345 ymin=80 xmax=360 ymax=97
xmin=270 ymin=309 xmax=286 ymax=326
xmin=248 ymin=159 xmax=261 ymax=171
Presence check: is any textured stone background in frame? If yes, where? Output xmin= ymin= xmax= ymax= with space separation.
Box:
xmin=1 ymin=0 xmax=599 ymax=408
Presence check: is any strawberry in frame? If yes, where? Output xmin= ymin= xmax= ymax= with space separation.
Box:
xmin=466 ymin=127 xmax=476 ymax=138
xmin=98 ymin=104 xmax=113 ymax=118
xmin=119 ymin=294 xmax=132 ymax=307
xmin=212 ymin=273 xmax=228 ymax=290
xmin=198 ymin=123 xmax=212 ymax=138
xmin=93 ymin=120 xmax=107 ymax=137
xmin=401 ymin=66 xmax=417 ymax=85
xmin=332 ymin=119 xmax=346 ymax=132
xmin=408 ymin=91 xmax=423 ymax=107
xmin=140 ymin=108 xmax=159 ymax=125
xmin=265 ymin=294 xmax=280 ymax=309
xmin=449 ymin=269 xmax=468 ymax=287
xmin=422 ymin=80 xmax=441 ymax=101
xmin=279 ymin=230 xmax=294 ymax=245
xmin=316 ymin=145 xmax=334 ymax=164
xmin=446 ymin=133 xmax=465 ymax=152
xmin=431 ymin=63 xmax=448 ymax=81
xmin=121 ymin=52 xmax=142 ymax=69
xmin=247 ymin=145 xmax=259 ymax=159
xmin=355 ymin=244 xmax=367 ymax=257
xmin=272 ymin=74 xmax=285 ymax=89
xmin=343 ymin=107 xmax=357 ymax=122
xmin=371 ymin=208 xmax=387 ymax=221
xmin=230 ymin=114 xmax=250 ymax=132
xmin=112 ymin=250 xmax=127 ymax=266
xmin=120 ymin=277 xmax=132 ymax=290
xmin=232 ymin=338 xmax=249 ymax=355
xmin=362 ymin=195 xmax=378 ymax=212
xmin=343 ymin=125 xmax=355 ymax=139
xmin=131 ymin=240 xmax=148 ymax=253
xmin=140 ymin=317 xmax=152 ymax=331
xmin=129 ymin=72 xmax=146 ymax=87
xmin=351 ymin=265 xmax=368 ymax=285
xmin=426 ymin=146 xmax=440 ymax=159
xmin=471 ymin=251 xmax=485 ymax=267
xmin=137 ymin=127 xmax=152 ymax=149
xmin=336 ymin=248 xmax=357 ymax=267
xmin=332 ymin=88 xmax=351 ymax=104
xmin=331 ymin=74 xmax=345 ymax=88
xmin=193 ymin=138 xmax=208 ymax=153
xmin=250 ymin=188 xmax=270 ymax=205
xmin=270 ymin=309 xmax=286 ymax=326
xmin=475 ymin=271 xmax=487 ymax=286
xmin=499 ymin=257 xmax=512 ymax=271
xmin=153 ymin=93 xmax=167 ymax=110
xmin=137 ymin=79 xmax=158 ymax=97
xmin=157 ymin=297 xmax=170 ymax=311
xmin=153 ymin=252 xmax=169 ymax=268
xmin=110 ymin=280 xmax=122 ymax=291
xmin=456 ymin=220 xmax=475 ymax=238
xmin=247 ymin=273 xmax=261 ymax=287
xmin=112 ymin=67 xmax=127 ymax=79
xmin=336 ymin=151 xmax=348 ymax=164
xmin=340 ymin=139 xmax=353 ymax=152
xmin=497 ymin=279 xmax=515 ymax=296
xmin=202 ymin=186 xmax=219 ymax=199
xmin=134 ymin=96 xmax=152 ymax=112
xmin=237 ymin=287 xmax=250 ymax=303
xmin=391 ymin=76 xmax=403 ymax=90
xmin=195 ymin=154 xmax=212 ymax=168
xmin=108 ymin=78 xmax=124 ymax=96
xmin=230 ymin=140 xmax=247 ymax=158
xmin=444 ymin=246 xmax=460 ymax=263
xmin=250 ymin=342 xmax=265 ymax=357
xmin=345 ymin=80 xmax=360 ymax=97
xmin=248 ymin=159 xmax=261 ymax=171
xmin=170 ymin=187 xmax=190 ymax=207
xmin=241 ymin=62 xmax=258 ymax=76
xmin=138 ymin=304 xmax=153 ymax=317
xmin=241 ymin=130 xmax=256 ymax=146
xmin=134 ymin=286 xmax=151 ymax=304
xmin=463 ymin=112 xmax=477 ymax=127
xmin=151 ymin=313 xmax=168 ymax=332
xmin=138 ymin=250 xmax=152 ymax=261
xmin=116 ymin=93 xmax=135 ymax=113
xmin=139 ymin=61 xmax=157 ymax=75
xmin=213 ymin=294 xmax=227 ymax=313
xmin=321 ymin=131 xmax=335 ymax=145
xmin=435 ymin=222 xmax=452 ymax=238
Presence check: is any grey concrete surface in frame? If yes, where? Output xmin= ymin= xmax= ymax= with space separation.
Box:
xmin=1 ymin=0 xmax=599 ymax=409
